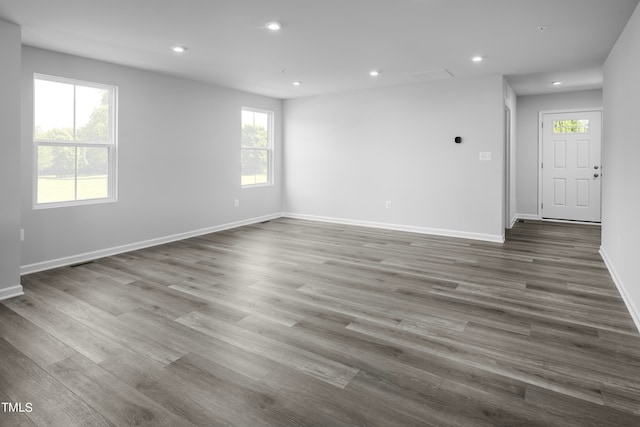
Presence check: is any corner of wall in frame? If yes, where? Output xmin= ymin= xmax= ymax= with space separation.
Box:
xmin=0 ymin=19 xmax=23 ymax=300
xmin=600 ymin=247 xmax=640 ymax=334
xmin=0 ymin=285 xmax=24 ymax=301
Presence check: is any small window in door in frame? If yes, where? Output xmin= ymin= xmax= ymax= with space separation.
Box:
xmin=553 ymin=119 xmax=589 ymax=134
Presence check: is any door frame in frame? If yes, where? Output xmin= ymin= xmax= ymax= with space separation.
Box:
xmin=537 ymin=107 xmax=603 ymax=223
xmin=504 ymin=106 xmax=512 ymax=229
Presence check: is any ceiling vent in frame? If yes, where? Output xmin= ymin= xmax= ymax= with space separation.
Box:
xmin=409 ymin=69 xmax=454 ymax=82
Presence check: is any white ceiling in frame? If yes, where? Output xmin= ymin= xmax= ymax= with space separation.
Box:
xmin=0 ymin=0 xmax=638 ymax=99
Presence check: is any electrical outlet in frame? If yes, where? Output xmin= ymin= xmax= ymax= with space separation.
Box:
xmin=385 ymin=201 xmax=391 ymax=209
xmin=234 ymin=199 xmax=239 ymax=207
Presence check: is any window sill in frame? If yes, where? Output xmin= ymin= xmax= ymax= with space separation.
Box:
xmin=33 ymin=197 xmax=117 ymax=210
xmin=242 ymin=183 xmax=274 ymax=189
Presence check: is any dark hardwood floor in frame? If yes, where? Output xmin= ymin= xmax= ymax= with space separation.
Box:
xmin=1 ymin=218 xmax=640 ymax=426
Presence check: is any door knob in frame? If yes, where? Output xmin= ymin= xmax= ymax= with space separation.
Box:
xmin=594 ymin=173 xmax=600 ymax=178
xmin=594 ymin=166 xmax=599 ymax=169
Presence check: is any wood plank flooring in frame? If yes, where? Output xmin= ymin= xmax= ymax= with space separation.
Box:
xmin=2 ymin=218 xmax=640 ymax=426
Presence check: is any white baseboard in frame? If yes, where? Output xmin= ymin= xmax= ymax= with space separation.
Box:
xmin=517 ymin=213 xmax=602 ymax=226
xmin=20 ymin=213 xmax=283 ymax=275
xmin=0 ymin=284 xmax=24 ymax=301
xmin=600 ymin=246 xmax=640 ymax=334
xmin=515 ymin=214 xmax=540 ymax=221
xmin=282 ymin=212 xmax=505 ymax=243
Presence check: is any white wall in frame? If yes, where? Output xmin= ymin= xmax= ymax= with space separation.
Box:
xmin=601 ymin=3 xmax=640 ymax=330
xmin=0 ymin=20 xmax=23 ymax=299
xmin=284 ymin=75 xmax=506 ymax=242
xmin=21 ymin=47 xmax=283 ymax=272
xmin=515 ymin=90 xmax=603 ymax=217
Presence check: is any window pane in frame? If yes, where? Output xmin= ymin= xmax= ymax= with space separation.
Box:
xmin=242 ymin=149 xmax=269 ymax=185
xmin=253 ymin=111 xmax=269 ymax=129
xmin=242 ymin=121 xmax=269 ymax=148
xmin=34 ymin=79 xmax=74 ymax=141
xmin=241 ymin=109 xmax=255 ymax=126
xmin=242 ymin=109 xmax=269 ymax=129
xmin=77 ymin=147 xmax=109 ymax=200
xmin=553 ymin=119 xmax=590 ymax=133
xmin=37 ymin=145 xmax=76 ymax=204
xmin=76 ymin=86 xmax=110 ymax=143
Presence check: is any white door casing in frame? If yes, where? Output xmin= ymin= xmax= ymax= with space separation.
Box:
xmin=540 ymin=110 xmax=602 ymax=222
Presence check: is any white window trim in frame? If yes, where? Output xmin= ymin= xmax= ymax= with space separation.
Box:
xmin=241 ymin=107 xmax=274 ymax=188
xmin=33 ymin=73 xmax=118 ymax=209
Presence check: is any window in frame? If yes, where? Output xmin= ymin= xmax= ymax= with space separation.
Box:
xmin=553 ymin=119 xmax=590 ymax=134
xmin=241 ymin=108 xmax=273 ymax=186
xmin=33 ymin=74 xmax=117 ymax=208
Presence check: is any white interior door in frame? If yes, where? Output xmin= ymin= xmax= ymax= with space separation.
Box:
xmin=541 ymin=111 xmax=602 ymax=222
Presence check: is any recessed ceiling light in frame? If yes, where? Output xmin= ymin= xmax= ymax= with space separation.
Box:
xmin=292 ymin=81 xmax=301 ymax=86
xmin=266 ymin=21 xmax=282 ymax=31
xmin=471 ymin=56 xmax=483 ymax=62
xmin=172 ymin=46 xmax=187 ymax=53
xmin=369 ymin=70 xmax=380 ymax=77
xmin=552 ymin=81 xmax=563 ymax=86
